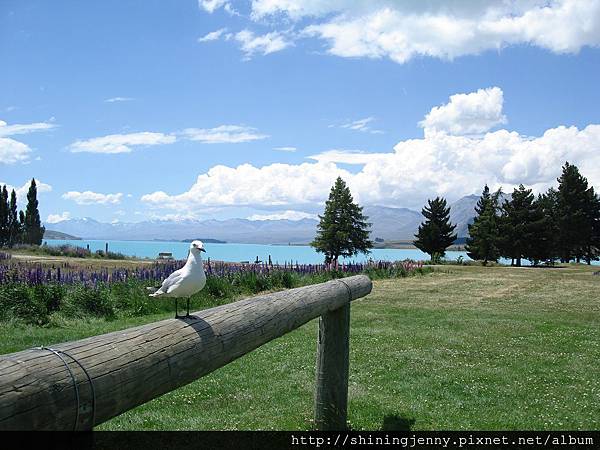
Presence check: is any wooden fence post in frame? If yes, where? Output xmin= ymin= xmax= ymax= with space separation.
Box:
xmin=314 ymin=302 xmax=350 ymax=430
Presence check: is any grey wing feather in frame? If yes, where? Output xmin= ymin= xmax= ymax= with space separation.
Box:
xmin=149 ymin=269 xmax=184 ymax=297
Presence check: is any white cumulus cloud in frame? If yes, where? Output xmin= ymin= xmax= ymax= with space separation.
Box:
xmin=420 ymin=87 xmax=507 ymax=136
xmin=0 ymin=138 xmax=32 ymax=165
xmin=141 ymin=162 xmax=351 ymax=209
xmin=46 ymin=212 xmax=71 ymax=223
xmin=251 ymin=0 xmax=600 ymax=63
xmin=0 ymin=179 xmax=52 ymax=203
xmin=63 ymin=191 xmax=123 ymax=205
xmin=274 ymin=146 xmax=297 ymax=152
xmin=0 ymin=119 xmax=57 ymax=164
xmin=198 ymin=0 xmax=230 ymax=13
xmin=69 ymin=132 xmax=176 ymax=154
xmin=181 ymin=125 xmax=268 ymax=144
xmin=140 ymin=86 xmax=600 ymax=212
xmin=0 ymin=119 xmax=56 ymax=137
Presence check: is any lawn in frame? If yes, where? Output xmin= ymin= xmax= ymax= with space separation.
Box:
xmin=1 ymin=264 xmax=599 ymax=430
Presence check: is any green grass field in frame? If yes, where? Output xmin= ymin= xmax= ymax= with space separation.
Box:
xmin=1 ymin=265 xmax=599 ymax=430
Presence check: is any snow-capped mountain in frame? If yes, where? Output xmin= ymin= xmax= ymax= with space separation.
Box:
xmin=46 ymin=196 xmax=483 ymax=243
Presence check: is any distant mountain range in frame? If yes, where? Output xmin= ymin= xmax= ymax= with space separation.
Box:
xmin=448 ymin=195 xmax=480 ymax=238
xmin=47 ymin=217 xmax=320 ymax=244
xmin=45 ymin=195 xmax=487 ymax=244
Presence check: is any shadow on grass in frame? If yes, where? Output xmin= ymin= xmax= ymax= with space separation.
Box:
xmin=381 ymin=414 xmax=416 ymax=431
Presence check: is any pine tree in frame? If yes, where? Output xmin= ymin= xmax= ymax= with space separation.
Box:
xmin=414 ymin=197 xmax=457 ymax=261
xmin=498 ymin=184 xmax=545 ymax=266
xmin=525 ymin=194 xmax=552 ymax=265
xmin=7 ymin=189 xmax=20 ymax=247
xmin=24 ymin=178 xmax=45 ymax=245
xmin=556 ymin=162 xmax=593 ymax=263
xmin=465 ymin=185 xmax=501 ymax=265
xmin=0 ymin=185 xmax=8 ymax=247
xmin=311 ymin=177 xmax=373 ymax=266
xmin=535 ymin=188 xmax=560 ymax=264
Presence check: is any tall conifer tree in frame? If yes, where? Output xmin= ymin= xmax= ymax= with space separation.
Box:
xmin=465 ymin=185 xmax=501 ymax=265
xmin=498 ymin=185 xmax=546 ymax=266
xmin=311 ymin=177 xmax=373 ymax=266
xmin=534 ymin=188 xmax=560 ymax=264
xmin=7 ymin=189 xmax=20 ymax=247
xmin=556 ymin=162 xmax=593 ymax=263
xmin=24 ymin=178 xmax=45 ymax=245
xmin=524 ymin=194 xmax=551 ymax=265
xmin=414 ymin=197 xmax=457 ymax=261
xmin=0 ymin=186 xmax=8 ymax=247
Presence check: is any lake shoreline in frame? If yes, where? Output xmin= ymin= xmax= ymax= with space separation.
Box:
xmin=28 ymin=238 xmax=597 ymax=266
xmin=35 ymin=238 xmax=469 ymax=264
xmin=43 ymin=237 xmax=466 ymax=251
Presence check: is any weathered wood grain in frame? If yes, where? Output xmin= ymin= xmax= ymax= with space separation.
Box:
xmin=0 ymin=275 xmax=372 ymax=430
xmin=314 ymin=302 xmax=350 ymax=430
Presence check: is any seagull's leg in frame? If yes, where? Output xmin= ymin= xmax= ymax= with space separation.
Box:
xmin=185 ymin=298 xmax=191 ymax=318
xmin=175 ymin=298 xmax=180 ymax=319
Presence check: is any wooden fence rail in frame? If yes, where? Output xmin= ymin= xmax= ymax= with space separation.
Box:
xmin=0 ymin=275 xmax=372 ymax=430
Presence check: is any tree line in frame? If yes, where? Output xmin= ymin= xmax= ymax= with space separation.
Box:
xmin=414 ymin=162 xmax=600 ymax=266
xmin=312 ymin=162 xmax=599 ymax=267
xmin=0 ymin=178 xmax=45 ymax=248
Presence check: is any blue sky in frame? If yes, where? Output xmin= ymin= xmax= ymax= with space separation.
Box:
xmin=1 ymin=0 xmax=600 ymax=224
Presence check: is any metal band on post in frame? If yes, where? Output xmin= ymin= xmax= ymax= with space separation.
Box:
xmin=336 ymin=278 xmax=353 ymax=303
xmin=33 ymin=347 xmax=96 ymax=431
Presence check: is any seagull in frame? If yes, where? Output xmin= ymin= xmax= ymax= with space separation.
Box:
xmin=147 ymin=240 xmax=207 ymax=319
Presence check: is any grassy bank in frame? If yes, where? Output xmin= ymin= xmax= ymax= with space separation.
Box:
xmin=7 ymin=243 xmax=129 ymax=260
xmin=1 ymin=264 xmax=598 ymax=430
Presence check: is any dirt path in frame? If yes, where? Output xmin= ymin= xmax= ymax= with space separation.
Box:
xmin=8 ymin=253 xmax=155 ymax=268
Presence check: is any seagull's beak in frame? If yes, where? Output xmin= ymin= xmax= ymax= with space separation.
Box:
xmin=200 ymin=248 xmax=206 ymax=252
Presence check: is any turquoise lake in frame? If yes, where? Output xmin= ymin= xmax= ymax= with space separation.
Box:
xmin=43 ymin=239 xmax=469 ymax=264
xmin=43 ymin=239 xmax=600 ymax=266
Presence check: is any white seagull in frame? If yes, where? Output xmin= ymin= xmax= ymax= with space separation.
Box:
xmin=148 ymin=240 xmax=207 ymax=318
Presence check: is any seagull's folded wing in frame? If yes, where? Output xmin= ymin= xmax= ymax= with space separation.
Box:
xmin=162 ymin=271 xmax=184 ymax=289
xmin=151 ymin=269 xmax=184 ymax=296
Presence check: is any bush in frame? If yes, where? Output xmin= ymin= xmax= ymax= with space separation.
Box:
xmin=105 ymin=251 xmax=127 ymax=260
xmin=0 ymin=283 xmax=49 ymax=325
xmin=65 ymin=284 xmax=116 ymax=319
xmin=111 ymin=280 xmax=162 ymax=316
xmin=205 ymin=275 xmax=235 ymax=299
xmin=36 ymin=244 xmax=91 ymax=258
xmin=240 ymin=272 xmax=271 ymax=293
xmin=270 ymin=270 xmax=297 ymax=289
xmin=32 ymin=283 xmax=64 ymax=313
xmin=92 ymin=250 xmax=127 ymax=259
